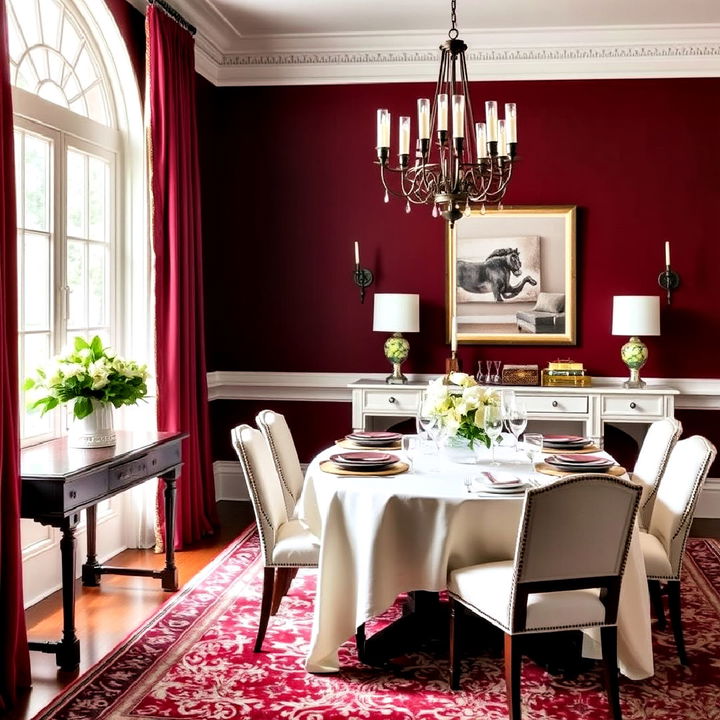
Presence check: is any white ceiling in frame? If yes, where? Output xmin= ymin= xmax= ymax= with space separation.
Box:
xmin=131 ymin=0 xmax=720 ymax=85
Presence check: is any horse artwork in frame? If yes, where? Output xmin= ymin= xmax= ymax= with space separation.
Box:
xmin=457 ymin=247 xmax=538 ymax=302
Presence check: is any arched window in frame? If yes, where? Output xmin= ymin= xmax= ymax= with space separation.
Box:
xmin=7 ymin=0 xmax=112 ymax=125
xmin=8 ymin=0 xmax=149 ymax=444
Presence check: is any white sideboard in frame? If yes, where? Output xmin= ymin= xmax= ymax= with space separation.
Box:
xmin=349 ymin=379 xmax=678 ymax=436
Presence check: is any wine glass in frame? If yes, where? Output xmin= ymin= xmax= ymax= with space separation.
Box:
xmin=523 ymin=433 xmax=544 ymax=482
xmin=484 ymin=404 xmax=503 ymax=466
xmin=492 ymin=360 xmax=502 ymax=384
xmin=402 ymin=434 xmax=420 ymax=472
xmin=475 ymin=360 xmax=485 ymax=384
xmin=508 ymin=399 xmax=528 ymax=455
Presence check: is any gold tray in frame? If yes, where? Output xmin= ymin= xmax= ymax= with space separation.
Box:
xmin=536 ymin=462 xmax=626 ymax=478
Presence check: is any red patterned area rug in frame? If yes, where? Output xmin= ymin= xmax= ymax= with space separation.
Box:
xmin=32 ymin=531 xmax=720 ymax=720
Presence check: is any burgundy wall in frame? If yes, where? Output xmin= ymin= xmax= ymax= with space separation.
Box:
xmin=200 ymin=78 xmax=720 ymax=381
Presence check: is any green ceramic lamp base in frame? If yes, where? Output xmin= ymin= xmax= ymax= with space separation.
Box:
xmin=384 ymin=333 xmax=410 ymax=385
xmin=621 ymin=336 xmax=648 ymax=389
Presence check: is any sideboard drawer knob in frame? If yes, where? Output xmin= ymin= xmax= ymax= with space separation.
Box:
xmin=552 ymin=400 xmax=559 ymax=408
xmin=629 ymin=401 xmax=637 ymax=409
xmin=388 ymin=396 xmax=396 ymax=404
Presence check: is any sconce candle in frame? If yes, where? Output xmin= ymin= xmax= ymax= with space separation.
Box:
xmin=451 ymin=316 xmax=458 ymax=352
xmin=352 ymin=242 xmax=373 ymax=304
xmin=658 ymin=240 xmax=680 ymax=304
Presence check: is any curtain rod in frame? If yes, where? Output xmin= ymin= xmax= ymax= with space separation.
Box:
xmin=148 ymin=0 xmax=197 ymax=36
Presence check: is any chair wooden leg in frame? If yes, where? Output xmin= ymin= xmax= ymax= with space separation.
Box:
xmin=449 ymin=599 xmax=461 ymax=690
xmin=356 ymin=623 xmax=367 ymax=664
xmin=648 ymin=580 xmax=666 ymax=629
xmin=600 ymin=626 xmax=622 ymax=720
xmin=666 ymin=580 xmax=688 ymax=665
xmin=255 ymin=567 xmax=275 ymax=652
xmin=271 ymin=567 xmax=294 ymax=616
xmin=504 ymin=634 xmax=522 ymax=720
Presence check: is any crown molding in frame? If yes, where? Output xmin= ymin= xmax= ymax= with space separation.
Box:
xmin=202 ymin=25 xmax=720 ymax=86
xmin=123 ymin=5 xmax=720 ymax=86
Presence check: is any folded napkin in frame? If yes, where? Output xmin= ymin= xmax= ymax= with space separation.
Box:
xmin=481 ymin=471 xmax=522 ymax=486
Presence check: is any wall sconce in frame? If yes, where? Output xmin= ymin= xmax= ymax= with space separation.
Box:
xmin=657 ymin=241 xmax=680 ymax=305
xmin=353 ymin=241 xmax=373 ymax=303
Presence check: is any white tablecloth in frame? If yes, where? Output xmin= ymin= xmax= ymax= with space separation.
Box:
xmin=296 ymin=441 xmax=653 ymax=680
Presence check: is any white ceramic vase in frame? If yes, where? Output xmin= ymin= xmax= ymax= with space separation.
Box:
xmin=68 ymin=398 xmax=116 ymax=448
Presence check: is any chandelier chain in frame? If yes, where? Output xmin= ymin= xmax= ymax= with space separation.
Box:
xmin=448 ymin=0 xmax=458 ymax=39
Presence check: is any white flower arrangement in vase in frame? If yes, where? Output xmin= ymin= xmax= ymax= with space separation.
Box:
xmin=24 ymin=336 xmax=149 ymax=447
xmin=422 ymin=372 xmax=500 ymax=449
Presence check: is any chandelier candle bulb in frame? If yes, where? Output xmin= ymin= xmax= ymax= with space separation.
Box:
xmin=452 ymin=94 xmax=465 ymax=137
xmin=505 ymin=103 xmax=517 ymax=143
xmin=398 ymin=116 xmax=411 ymax=156
xmin=376 ymin=109 xmax=390 ymax=152
xmin=498 ymin=119 xmax=507 ymax=157
xmin=485 ymin=100 xmax=498 ymax=141
xmin=475 ymin=122 xmax=488 ymax=159
xmin=417 ymin=98 xmax=430 ymax=139
xmin=437 ymin=94 xmax=449 ymax=132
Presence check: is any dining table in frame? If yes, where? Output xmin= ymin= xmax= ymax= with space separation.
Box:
xmin=295 ymin=435 xmax=654 ymax=680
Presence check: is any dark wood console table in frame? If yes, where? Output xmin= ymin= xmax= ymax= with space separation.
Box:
xmin=20 ymin=430 xmax=186 ymax=671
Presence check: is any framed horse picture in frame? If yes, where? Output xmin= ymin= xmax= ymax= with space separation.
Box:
xmin=446 ymin=205 xmax=577 ymax=345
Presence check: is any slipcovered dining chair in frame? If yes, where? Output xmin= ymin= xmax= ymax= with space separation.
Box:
xmin=231 ymin=424 xmax=320 ymax=652
xmin=640 ymin=434 xmax=716 ymax=665
xmin=632 ymin=418 xmax=682 ymax=530
xmin=256 ymin=409 xmax=305 ymax=516
xmin=448 ymin=475 xmax=641 ymax=720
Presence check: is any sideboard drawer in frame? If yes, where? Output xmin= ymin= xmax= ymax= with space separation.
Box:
xmin=602 ymin=395 xmax=664 ymax=417
xmin=363 ymin=389 xmax=421 ymax=414
xmin=523 ymin=394 xmax=588 ymax=414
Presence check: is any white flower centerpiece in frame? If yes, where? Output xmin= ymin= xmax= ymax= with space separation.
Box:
xmin=423 ymin=372 xmax=500 ymax=451
xmin=25 ymin=336 xmax=149 ymax=448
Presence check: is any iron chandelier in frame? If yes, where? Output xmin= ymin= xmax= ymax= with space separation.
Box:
xmin=375 ymin=0 xmax=518 ymax=226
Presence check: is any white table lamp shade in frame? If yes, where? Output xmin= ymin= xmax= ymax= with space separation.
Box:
xmin=373 ymin=293 xmax=420 ymax=333
xmin=612 ymin=296 xmax=660 ymax=336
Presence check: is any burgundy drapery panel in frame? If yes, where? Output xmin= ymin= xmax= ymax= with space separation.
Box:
xmin=147 ymin=6 xmax=218 ymax=549
xmin=0 ymin=0 xmax=31 ymax=708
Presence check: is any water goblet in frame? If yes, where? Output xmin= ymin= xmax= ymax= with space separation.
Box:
xmin=484 ymin=404 xmax=503 ymax=466
xmin=475 ymin=360 xmax=485 ymax=384
xmin=523 ymin=433 xmax=544 ymax=482
xmin=402 ymin=434 xmax=420 ymax=472
xmin=492 ymin=360 xmax=502 ymax=384
xmin=485 ymin=360 xmax=496 ymax=384
xmin=508 ymin=400 xmax=528 ymax=455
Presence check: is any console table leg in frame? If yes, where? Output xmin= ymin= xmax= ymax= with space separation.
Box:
xmin=81 ymin=504 xmax=101 ymax=586
xmin=160 ymin=472 xmax=179 ymax=592
xmin=58 ymin=518 xmax=81 ymax=671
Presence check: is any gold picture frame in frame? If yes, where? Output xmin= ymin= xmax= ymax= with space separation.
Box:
xmin=446 ymin=205 xmax=577 ymax=345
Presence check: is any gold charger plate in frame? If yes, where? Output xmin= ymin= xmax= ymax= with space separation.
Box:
xmin=336 ymin=438 xmax=402 ymax=451
xmin=320 ymin=460 xmax=409 ymax=476
xmin=541 ymin=444 xmax=600 ymax=454
xmin=536 ymin=462 xmax=626 ymax=478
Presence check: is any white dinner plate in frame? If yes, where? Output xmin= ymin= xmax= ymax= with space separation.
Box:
xmin=476 ymin=482 xmax=530 ymax=495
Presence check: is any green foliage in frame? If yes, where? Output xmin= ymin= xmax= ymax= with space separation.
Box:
xmin=24 ymin=336 xmax=149 ymax=419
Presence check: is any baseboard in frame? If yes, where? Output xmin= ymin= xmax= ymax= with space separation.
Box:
xmin=214 ymin=460 xmax=720 ymax=519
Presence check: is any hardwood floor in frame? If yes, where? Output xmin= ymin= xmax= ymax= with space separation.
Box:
xmin=6 ymin=501 xmax=254 ymax=720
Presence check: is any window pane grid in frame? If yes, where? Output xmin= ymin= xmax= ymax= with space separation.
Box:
xmin=7 ymin=0 xmax=111 ymax=126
